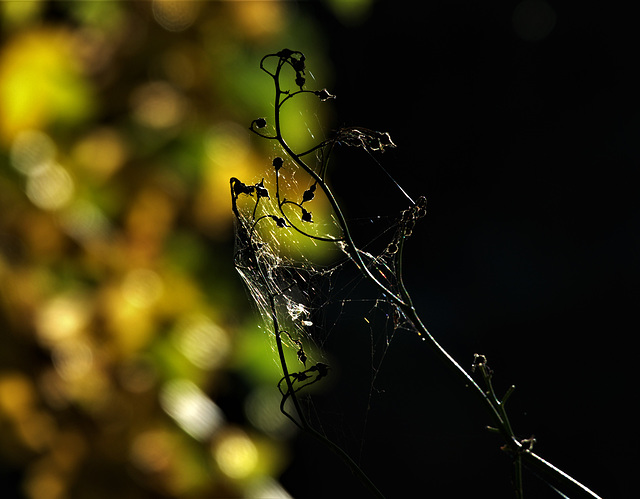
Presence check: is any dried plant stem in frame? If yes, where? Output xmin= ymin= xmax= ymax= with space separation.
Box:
xmin=238 ymin=49 xmax=602 ymax=499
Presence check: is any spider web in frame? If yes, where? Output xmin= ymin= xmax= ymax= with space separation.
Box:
xmin=230 ymin=52 xmax=428 ymax=472
xmin=233 ymin=147 xmax=427 ymax=447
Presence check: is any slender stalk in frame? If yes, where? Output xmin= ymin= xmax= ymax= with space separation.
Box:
xmin=521 ymin=451 xmax=602 ymax=499
xmin=514 ymin=456 xmax=524 ymax=499
xmin=269 ymin=294 xmax=385 ymax=498
xmin=269 ymin=294 xmax=305 ymax=430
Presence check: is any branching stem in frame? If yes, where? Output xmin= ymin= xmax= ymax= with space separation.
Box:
xmin=238 ymin=49 xmax=602 ymax=499
xmin=266 ymin=51 xmax=410 ymax=309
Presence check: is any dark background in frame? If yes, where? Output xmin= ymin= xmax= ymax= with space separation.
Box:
xmin=280 ymin=1 xmax=638 ymax=497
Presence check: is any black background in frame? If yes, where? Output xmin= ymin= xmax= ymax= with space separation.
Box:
xmin=280 ymin=2 xmax=639 ymax=498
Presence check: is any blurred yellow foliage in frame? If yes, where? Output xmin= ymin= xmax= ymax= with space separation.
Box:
xmin=0 ymin=1 xmax=352 ymax=497
xmin=0 ymin=372 xmax=35 ymax=420
xmin=0 ymin=27 xmax=94 ymax=144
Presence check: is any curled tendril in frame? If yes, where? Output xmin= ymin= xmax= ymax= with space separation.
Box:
xmin=249 ymin=118 xmax=276 ymax=139
xmin=277 ymin=362 xmax=330 ymax=398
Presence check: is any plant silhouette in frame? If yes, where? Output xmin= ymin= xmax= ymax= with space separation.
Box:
xmin=231 ymin=49 xmax=602 ymax=499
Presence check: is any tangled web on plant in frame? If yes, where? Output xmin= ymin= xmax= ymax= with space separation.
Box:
xmin=231 ymin=144 xmax=427 ymax=443
xmin=230 ymin=49 xmax=427 ymax=450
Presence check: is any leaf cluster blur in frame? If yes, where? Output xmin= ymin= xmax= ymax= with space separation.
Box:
xmin=0 ymin=1 xmax=335 ymax=498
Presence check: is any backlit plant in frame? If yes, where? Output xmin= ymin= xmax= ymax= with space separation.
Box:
xmin=230 ymin=49 xmax=602 ymax=499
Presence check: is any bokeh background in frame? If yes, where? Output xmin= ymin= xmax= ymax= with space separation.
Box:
xmin=1 ymin=1 xmax=638 ymax=498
